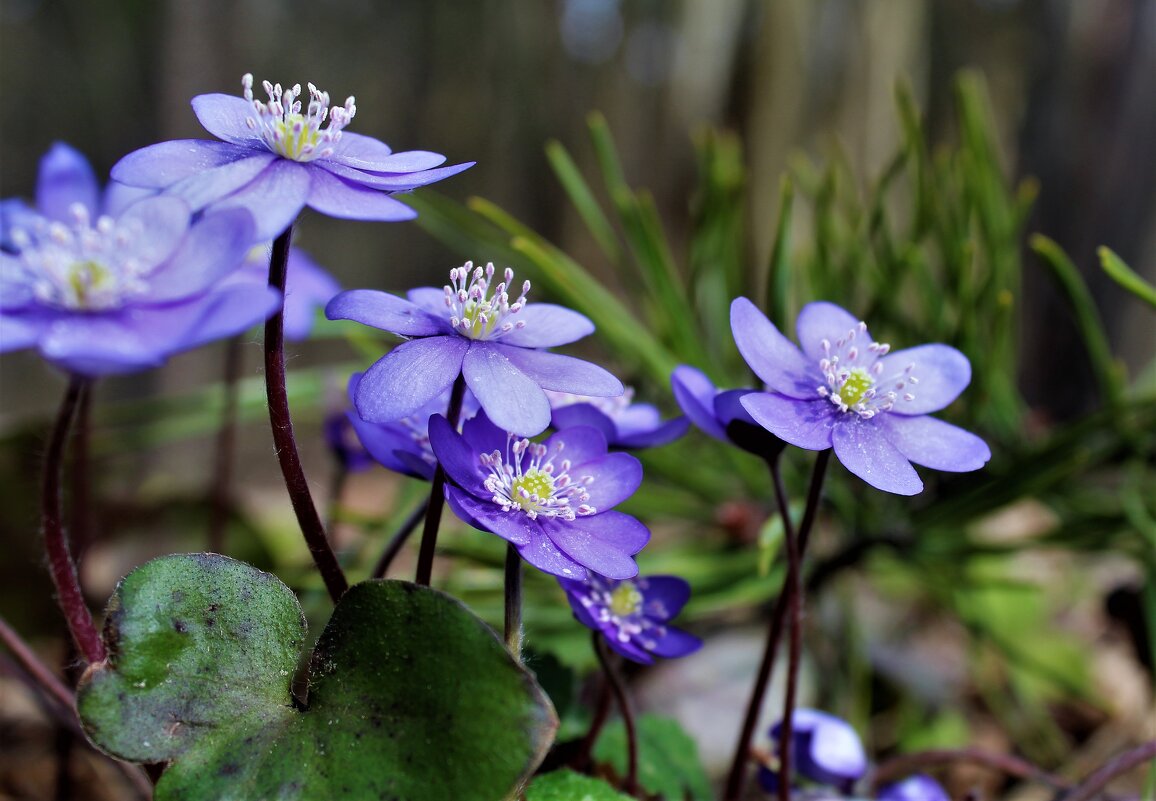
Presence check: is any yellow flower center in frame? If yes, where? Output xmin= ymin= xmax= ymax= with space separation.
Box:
xmin=838 ymin=367 xmax=873 ymax=407
xmin=608 ymin=583 xmax=644 ymax=617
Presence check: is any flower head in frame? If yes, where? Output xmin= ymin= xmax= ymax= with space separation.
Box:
xmin=878 ymin=775 xmax=950 ymax=801
xmin=731 ymin=298 xmax=991 ymax=494
xmin=757 ymin=709 xmax=867 ymax=794
xmin=110 ymin=74 xmax=473 ymax=240
xmin=428 ymin=411 xmax=649 ymax=580
xmin=547 ymin=387 xmax=688 ymax=449
xmin=559 ymin=574 xmax=701 ymax=664
xmin=670 ymin=365 xmax=784 ymax=457
xmin=327 ymin=261 xmax=624 ymax=437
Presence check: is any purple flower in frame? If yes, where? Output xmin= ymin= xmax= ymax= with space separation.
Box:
xmin=757 ymin=709 xmax=867 ymax=794
xmin=731 ymin=298 xmax=991 ymax=495
xmin=428 ymin=411 xmax=649 ymax=580
xmin=559 ymin=574 xmax=702 ymax=664
xmin=111 ymin=74 xmax=473 ymax=240
xmin=327 ymin=262 xmax=624 ymax=437
xmin=547 ymin=388 xmax=688 ymax=449
xmin=228 ymin=243 xmax=340 ymax=340
xmin=0 ymin=194 xmax=277 ymax=376
xmin=878 ymin=775 xmax=950 ymax=801
xmin=670 ymin=365 xmax=785 ymax=457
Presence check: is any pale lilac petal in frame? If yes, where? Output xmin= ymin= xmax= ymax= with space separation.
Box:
xmin=101 ymin=181 xmax=156 ymax=216
xmin=349 ymin=412 xmax=429 ymax=478
xmin=831 ymin=417 xmax=922 ymax=495
xmin=356 ymin=336 xmax=467 ymax=423
xmin=112 ymin=140 xmax=253 ymax=189
xmin=191 ymin=93 xmax=265 ymax=147
xmin=577 ymin=453 xmax=642 ymax=510
xmin=880 ymin=344 xmax=971 ymax=415
xmin=497 ymin=304 xmax=595 ymax=348
xmin=1 ymin=253 xmax=33 ymax=309
xmin=551 ymin=405 xmax=616 ymax=442
xmin=496 ymin=344 xmax=624 ymax=398
xmin=324 ymin=289 xmax=446 ymax=336
xmin=670 ymin=365 xmax=726 ymax=440
xmin=142 ymin=207 xmax=252 ymax=301
xmin=326 ymin=132 xmax=393 ymax=167
xmin=428 ymin=414 xmax=484 ymax=491
xmin=881 ymin=415 xmax=990 ymax=472
xmin=795 ymin=301 xmax=871 ymax=362
xmin=405 ymin=286 xmax=448 ymax=316
xmin=0 ymin=199 xmax=42 ymax=249
xmin=171 ymin=284 xmax=280 ymax=349
xmin=462 ymin=344 xmax=552 ymax=437
xmin=0 ymin=312 xmax=45 ymax=351
xmin=741 ymin=393 xmax=835 ymax=450
xmin=615 ymin=416 xmax=689 ymax=449
xmin=648 ymin=628 xmax=702 ymax=659
xmin=542 ymin=424 xmax=608 ymax=469
xmin=320 ymin=160 xmax=474 ymax=190
xmin=360 ymin=150 xmax=447 ymax=172
xmin=36 ymin=143 xmax=100 ymax=221
xmin=305 ymin=168 xmax=417 ymax=222
xmin=282 ymin=249 xmax=340 ymax=341
xmin=518 ymin=529 xmax=588 ymax=579
xmin=640 ymin=576 xmax=692 ymax=619
xmin=730 ymin=297 xmax=815 ymax=398
xmin=117 ymin=196 xmax=191 ymax=268
xmin=167 ymin=152 xmax=277 ymax=211
xmin=39 ymin=315 xmax=161 ymax=375
xmin=546 ymin=512 xmax=648 ymax=579
xmin=213 ymin=159 xmax=311 ymax=240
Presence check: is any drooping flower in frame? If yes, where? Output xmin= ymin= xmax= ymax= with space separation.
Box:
xmin=731 ymin=298 xmax=991 ymax=495
xmin=670 ymin=364 xmax=784 ymax=457
xmin=110 ymin=74 xmax=473 ymax=240
xmin=0 ymin=194 xmax=277 ymax=376
xmin=878 ymin=774 xmax=950 ymax=801
xmin=547 ymin=387 xmax=688 ymax=449
xmin=757 ymin=709 xmax=868 ymax=794
xmin=327 ymin=261 xmax=624 ymax=437
xmin=428 ymin=411 xmax=648 ymax=580
xmin=559 ymin=573 xmax=701 ymax=664
xmin=228 ymin=243 xmax=340 ymax=340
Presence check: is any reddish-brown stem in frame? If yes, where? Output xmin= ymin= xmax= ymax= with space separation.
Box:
xmin=572 ymin=679 xmax=613 ymax=772
xmin=414 ymin=374 xmax=467 ymax=586
xmin=265 ymin=227 xmax=348 ymax=602
xmin=208 ymin=336 xmax=243 ymax=554
xmin=0 ymin=614 xmax=75 ymax=710
xmin=43 ymin=377 xmax=104 ymax=665
xmin=594 ymin=634 xmax=638 ymax=796
xmin=1059 ymin=740 xmax=1156 ymax=801
xmin=68 ymin=381 xmax=93 ymax=560
xmin=871 ymin=747 xmax=1069 ymax=790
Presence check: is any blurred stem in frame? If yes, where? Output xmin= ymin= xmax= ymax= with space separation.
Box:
xmin=872 ymin=747 xmax=1068 ymax=791
xmin=208 ymin=336 xmax=243 ymax=553
xmin=325 ymin=461 xmax=348 ymax=557
xmin=44 ymin=376 xmax=103 ymax=665
xmin=1060 ymin=740 xmax=1156 ymax=801
xmin=265 ymin=226 xmax=348 ymax=602
xmin=572 ymin=679 xmax=613 ymax=772
xmin=594 ymin=634 xmax=637 ymax=796
xmin=723 ymin=449 xmax=830 ymax=801
xmin=503 ymin=544 xmax=523 ymax=663
xmin=414 ymin=374 xmax=467 ymax=586
xmin=371 ymin=498 xmax=429 ymax=579
xmin=68 ymin=381 xmax=93 ymax=560
xmin=0 ymin=614 xmax=74 ymax=710
xmin=773 ymin=457 xmax=801 ymax=801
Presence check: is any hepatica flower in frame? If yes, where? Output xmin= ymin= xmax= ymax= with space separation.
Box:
xmin=327 ymin=262 xmax=623 ymax=437
xmin=559 ymin=574 xmax=701 ymax=664
xmin=112 ymin=74 xmax=473 ymax=240
xmin=547 ymin=388 xmax=688 ymax=449
xmin=670 ymin=365 xmax=784 ymax=457
xmin=877 ymin=775 xmax=950 ymax=801
xmin=428 ymin=411 xmax=648 ymax=580
xmin=731 ymin=298 xmax=990 ymax=494
xmin=757 ymin=709 xmax=867 ymax=794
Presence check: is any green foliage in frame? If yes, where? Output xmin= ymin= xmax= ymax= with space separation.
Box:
xmin=592 ymin=715 xmax=712 ymax=801
xmin=78 ymin=554 xmax=556 ymax=800
xmin=1099 ymin=245 xmax=1156 ymax=310
xmin=525 ymin=770 xmax=632 ymax=801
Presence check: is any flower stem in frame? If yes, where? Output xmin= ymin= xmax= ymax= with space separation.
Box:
xmin=871 ymin=747 xmax=1068 ymax=791
xmin=414 ymin=374 xmax=467 ymax=586
xmin=504 ymin=543 xmax=523 ymax=663
xmin=68 ymin=381 xmax=93 ymax=560
xmin=594 ymin=633 xmax=638 ymax=796
xmin=370 ymin=498 xmax=429 ymax=579
xmin=722 ymin=449 xmax=830 ymax=801
xmin=773 ymin=458 xmax=801 ymax=801
xmin=572 ymin=679 xmax=613 ymax=771
xmin=1059 ymin=740 xmax=1156 ymax=801
xmin=43 ymin=377 xmax=104 ymax=665
xmin=265 ymin=227 xmax=348 ymax=602
xmin=0 ymin=614 xmax=75 ymax=710
xmin=208 ymin=336 xmax=243 ymax=554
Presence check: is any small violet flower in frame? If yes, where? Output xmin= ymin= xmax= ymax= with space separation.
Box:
xmin=327 ymin=261 xmax=623 ymax=437
xmin=428 ymin=411 xmax=649 ymax=580
xmin=878 ymin=775 xmax=950 ymax=801
xmin=731 ymin=298 xmax=991 ymax=494
xmin=0 ymin=192 xmax=276 ymax=376
xmin=111 ymin=74 xmax=473 ymax=240
xmin=559 ymin=574 xmax=702 ymax=664
xmin=670 ymin=365 xmax=785 ymax=457
xmin=757 ymin=709 xmax=867 ymax=794
xmin=547 ymin=387 xmax=688 ymax=449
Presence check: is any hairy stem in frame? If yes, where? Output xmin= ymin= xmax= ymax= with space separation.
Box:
xmin=594 ymin=634 xmax=638 ymax=796
xmin=504 ymin=543 xmax=523 ymax=663
xmin=208 ymin=336 xmax=243 ymax=553
xmin=265 ymin=227 xmax=348 ymax=602
xmin=414 ymin=374 xmax=467 ymax=586
xmin=371 ymin=498 xmax=429 ymax=579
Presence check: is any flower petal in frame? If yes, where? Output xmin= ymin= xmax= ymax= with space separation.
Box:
xmin=1 ymin=252 xmax=34 ymax=309
xmin=171 ymin=283 xmax=280 ymax=350
xmin=880 ymin=344 xmax=972 ymax=415
xmin=167 ymin=152 xmax=278 ymax=212
xmin=550 ymin=404 xmax=616 ymax=442
xmin=305 ymin=168 xmax=417 ymax=223
xmin=462 ymin=344 xmax=552 ymax=437
xmin=118 ymin=196 xmax=192 ymax=268
xmin=639 ymin=575 xmax=692 ymax=619
xmin=208 ymin=159 xmax=311 ymax=240
xmin=320 ymin=160 xmax=475 ymax=190
xmin=730 ymin=297 xmax=815 ymax=398
xmin=495 ymin=344 xmax=623 ymax=398
xmin=831 ymin=417 xmax=923 ymax=495
xmin=349 ymin=412 xmax=430 ymax=479
xmin=615 ymin=416 xmax=689 ymax=449
xmin=36 ymin=142 xmax=100 ymax=222
xmin=39 ymin=314 xmax=162 ymax=375
xmin=191 ymin=93 xmax=265 ymax=147
xmin=648 ymin=627 xmax=702 ymax=659
xmin=112 ymin=139 xmax=253 ymax=189
xmin=880 ymin=414 xmax=990 ymax=472
xmin=0 ymin=199 xmax=42 ymax=250
xmin=0 ymin=311 xmax=46 ymax=352
xmin=142 ymin=207 xmax=253 ymax=302
xmin=356 ymin=336 xmax=467 ymax=423
xmin=741 ymin=393 xmax=835 ymax=450
xmin=496 ymin=304 xmax=595 ymax=348
xmin=576 ymin=452 xmax=642 ymax=510
xmin=459 ymin=411 xmax=511 ymax=460
xmin=326 ymin=132 xmax=393 ymax=166
xmin=325 ymin=289 xmax=446 ymax=336
xmin=545 ymin=511 xmax=648 ymax=579
xmin=405 ymin=286 xmax=448 ymax=316
xmin=428 ymin=414 xmax=484 ymax=491
xmin=543 ymin=424 xmax=609 ymax=469
xmin=605 ymin=636 xmax=655 ymax=665
xmin=517 ymin=529 xmax=589 ymax=580
xmin=282 ymin=248 xmax=341 ymax=341
xmin=670 ymin=365 xmax=726 ymax=440
xmin=795 ymin=301 xmax=870 ymax=362
xmin=447 ymin=490 xmax=534 ymax=548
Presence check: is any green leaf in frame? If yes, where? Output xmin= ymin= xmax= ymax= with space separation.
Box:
xmin=1099 ymin=246 xmax=1156 ymax=310
xmin=593 ymin=714 xmax=712 ymax=801
xmin=78 ymin=554 xmax=556 ymax=800
xmin=525 ymin=770 xmax=632 ymax=801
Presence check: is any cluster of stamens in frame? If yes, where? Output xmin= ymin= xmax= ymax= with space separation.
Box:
xmin=11 ymin=204 xmax=150 ymax=311
xmin=242 ymin=74 xmax=355 ymax=163
xmin=814 ymin=322 xmax=917 ymax=418
xmin=443 ymin=261 xmax=530 ymax=340
xmin=576 ymin=576 xmax=668 ymax=648
xmin=481 ymin=436 xmax=594 ymax=521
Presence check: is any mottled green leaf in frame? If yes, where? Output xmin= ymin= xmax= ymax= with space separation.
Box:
xmin=525 ymin=770 xmax=632 ymax=801
xmin=593 ymin=714 xmax=712 ymax=801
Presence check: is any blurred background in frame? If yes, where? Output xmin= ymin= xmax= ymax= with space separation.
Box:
xmin=1 ymin=0 xmax=1155 ymax=798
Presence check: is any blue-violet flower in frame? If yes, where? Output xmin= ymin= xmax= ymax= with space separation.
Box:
xmin=327 ymin=261 xmax=624 ymax=437
xmin=547 ymin=388 xmax=688 ymax=449
xmin=559 ymin=573 xmax=702 ymax=664
xmin=757 ymin=709 xmax=867 ymax=794
xmin=670 ymin=364 xmax=785 ymax=457
xmin=877 ymin=774 xmax=950 ymax=801
xmin=731 ymin=298 xmax=991 ymax=494
xmin=111 ymin=74 xmax=473 ymax=240
xmin=428 ymin=411 xmax=648 ymax=580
